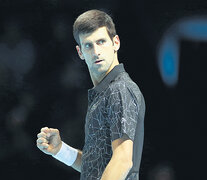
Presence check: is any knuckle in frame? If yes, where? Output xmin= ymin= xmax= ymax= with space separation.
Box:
xmin=37 ymin=139 xmax=41 ymax=144
xmin=37 ymin=137 xmax=45 ymax=143
xmin=37 ymin=143 xmax=41 ymax=149
xmin=37 ymin=133 xmax=41 ymax=138
xmin=37 ymin=132 xmax=46 ymax=139
xmin=41 ymin=127 xmax=48 ymax=132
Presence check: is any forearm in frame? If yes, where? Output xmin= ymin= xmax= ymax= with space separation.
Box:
xmin=101 ymin=158 xmax=132 ymax=180
xmin=71 ymin=150 xmax=82 ymax=172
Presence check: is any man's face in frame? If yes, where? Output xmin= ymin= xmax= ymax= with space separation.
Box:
xmin=76 ymin=26 xmax=120 ymax=78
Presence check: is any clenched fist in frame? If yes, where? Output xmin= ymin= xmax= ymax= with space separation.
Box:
xmin=36 ymin=127 xmax=62 ymax=156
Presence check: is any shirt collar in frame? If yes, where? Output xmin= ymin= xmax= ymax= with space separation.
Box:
xmin=89 ymin=63 xmax=126 ymax=94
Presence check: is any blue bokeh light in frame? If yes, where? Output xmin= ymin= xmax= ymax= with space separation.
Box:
xmin=158 ymin=37 xmax=179 ymax=87
xmin=157 ymin=16 xmax=207 ymax=87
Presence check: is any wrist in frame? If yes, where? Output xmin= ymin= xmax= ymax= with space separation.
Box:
xmin=52 ymin=141 xmax=78 ymax=166
xmin=53 ymin=141 xmax=62 ymax=155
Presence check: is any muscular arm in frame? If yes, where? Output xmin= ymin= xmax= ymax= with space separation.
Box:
xmin=101 ymin=135 xmax=133 ymax=180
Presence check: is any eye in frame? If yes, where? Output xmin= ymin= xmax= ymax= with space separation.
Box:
xmin=85 ymin=43 xmax=92 ymax=49
xmin=98 ymin=39 xmax=106 ymax=45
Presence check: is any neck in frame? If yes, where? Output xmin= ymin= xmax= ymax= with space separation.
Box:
xmin=90 ymin=56 xmax=119 ymax=87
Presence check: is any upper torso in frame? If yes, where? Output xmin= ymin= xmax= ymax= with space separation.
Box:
xmin=80 ymin=64 xmax=145 ymax=180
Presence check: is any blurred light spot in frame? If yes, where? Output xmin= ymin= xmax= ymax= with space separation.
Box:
xmin=158 ymin=37 xmax=179 ymax=87
xmin=178 ymin=17 xmax=207 ymax=40
xmin=157 ymin=15 xmax=207 ymax=87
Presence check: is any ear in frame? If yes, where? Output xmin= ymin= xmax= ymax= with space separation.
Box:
xmin=113 ymin=35 xmax=120 ymax=51
xmin=76 ymin=45 xmax=85 ymax=60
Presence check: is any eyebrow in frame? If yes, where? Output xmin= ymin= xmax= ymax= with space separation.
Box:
xmin=96 ymin=38 xmax=107 ymax=43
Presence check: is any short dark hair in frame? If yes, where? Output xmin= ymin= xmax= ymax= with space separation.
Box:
xmin=73 ymin=9 xmax=117 ymax=45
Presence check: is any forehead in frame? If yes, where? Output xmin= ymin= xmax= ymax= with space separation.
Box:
xmin=79 ymin=26 xmax=110 ymax=44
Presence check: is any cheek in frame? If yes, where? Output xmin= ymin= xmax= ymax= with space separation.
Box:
xmin=83 ymin=53 xmax=93 ymax=66
xmin=82 ymin=51 xmax=91 ymax=60
xmin=105 ymin=47 xmax=115 ymax=57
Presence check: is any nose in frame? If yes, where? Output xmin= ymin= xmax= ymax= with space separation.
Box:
xmin=93 ymin=44 xmax=101 ymax=56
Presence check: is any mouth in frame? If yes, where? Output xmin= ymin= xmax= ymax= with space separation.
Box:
xmin=95 ymin=60 xmax=103 ymax=64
